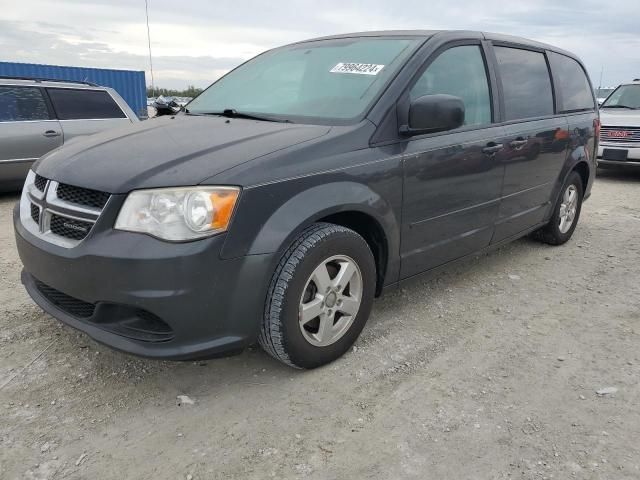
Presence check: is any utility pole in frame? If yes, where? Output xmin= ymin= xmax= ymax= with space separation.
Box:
xmin=598 ymin=66 xmax=604 ymax=90
xmin=145 ymin=0 xmax=155 ymax=98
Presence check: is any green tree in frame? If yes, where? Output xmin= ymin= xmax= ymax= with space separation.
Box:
xmin=146 ymin=85 xmax=204 ymax=98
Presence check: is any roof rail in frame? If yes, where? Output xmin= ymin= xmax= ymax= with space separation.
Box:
xmin=0 ymin=75 xmax=98 ymax=87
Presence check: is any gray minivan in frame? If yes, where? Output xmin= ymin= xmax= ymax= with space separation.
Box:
xmin=15 ymin=31 xmax=598 ymax=368
xmin=0 ymin=78 xmax=138 ymax=191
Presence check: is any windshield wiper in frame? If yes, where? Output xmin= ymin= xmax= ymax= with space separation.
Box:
xmin=601 ymin=104 xmax=637 ymax=110
xmin=203 ymin=109 xmax=292 ymax=123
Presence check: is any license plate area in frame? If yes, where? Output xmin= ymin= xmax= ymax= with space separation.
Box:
xmin=602 ymin=148 xmax=628 ymax=161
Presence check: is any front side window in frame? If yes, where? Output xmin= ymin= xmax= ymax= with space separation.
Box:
xmin=495 ymin=47 xmax=554 ymax=121
xmin=0 ymin=86 xmax=50 ymax=122
xmin=601 ymin=84 xmax=640 ymax=110
xmin=187 ymin=37 xmax=421 ymax=123
xmin=548 ymin=52 xmax=595 ymax=112
xmin=47 ymin=88 xmax=126 ymax=120
xmin=410 ymin=45 xmax=492 ymax=126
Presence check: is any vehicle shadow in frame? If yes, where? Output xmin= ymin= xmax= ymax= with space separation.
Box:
xmin=0 ymin=192 xmax=20 ymax=202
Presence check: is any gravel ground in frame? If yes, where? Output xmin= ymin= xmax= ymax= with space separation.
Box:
xmin=1 ymin=170 xmax=639 ymax=480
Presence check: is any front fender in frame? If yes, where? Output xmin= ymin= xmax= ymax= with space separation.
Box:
xmin=221 ymin=177 xmax=402 ymax=285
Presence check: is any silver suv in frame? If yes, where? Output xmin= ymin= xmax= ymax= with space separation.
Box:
xmin=0 ymin=77 xmax=139 ymax=191
xmin=597 ymin=79 xmax=640 ymax=167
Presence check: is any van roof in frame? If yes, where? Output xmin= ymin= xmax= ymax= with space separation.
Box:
xmin=291 ymin=30 xmax=578 ymax=60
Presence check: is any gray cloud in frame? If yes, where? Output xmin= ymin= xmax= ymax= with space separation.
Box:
xmin=0 ymin=20 xmax=245 ymax=89
xmin=1 ymin=1 xmax=639 ymax=89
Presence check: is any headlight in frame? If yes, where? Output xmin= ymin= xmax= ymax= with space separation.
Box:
xmin=115 ymin=186 xmax=240 ymax=241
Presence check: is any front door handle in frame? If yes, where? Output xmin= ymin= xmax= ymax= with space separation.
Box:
xmin=482 ymin=143 xmax=504 ymax=155
xmin=43 ymin=130 xmax=61 ymax=137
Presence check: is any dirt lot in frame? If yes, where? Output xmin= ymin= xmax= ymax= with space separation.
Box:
xmin=1 ymin=170 xmax=639 ymax=480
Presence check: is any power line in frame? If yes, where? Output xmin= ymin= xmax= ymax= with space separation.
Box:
xmin=145 ymin=0 xmax=155 ymax=97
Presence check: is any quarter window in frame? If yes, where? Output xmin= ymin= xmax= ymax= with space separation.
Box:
xmin=0 ymin=86 xmax=50 ymax=122
xmin=548 ymin=52 xmax=595 ymax=112
xmin=410 ymin=45 xmax=492 ymax=126
xmin=47 ymin=88 xmax=126 ymax=120
xmin=495 ymin=47 xmax=554 ymax=120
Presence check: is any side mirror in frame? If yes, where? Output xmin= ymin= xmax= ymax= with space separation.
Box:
xmin=401 ymin=94 xmax=465 ymax=136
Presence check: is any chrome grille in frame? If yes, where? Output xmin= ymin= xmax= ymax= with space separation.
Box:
xmin=49 ymin=214 xmax=93 ymax=240
xmin=20 ymin=172 xmax=110 ymax=248
xmin=600 ymin=126 xmax=640 ymax=144
xmin=30 ymin=203 xmax=40 ymax=224
xmin=34 ymin=174 xmax=47 ymax=192
xmin=57 ymin=183 xmax=110 ymax=209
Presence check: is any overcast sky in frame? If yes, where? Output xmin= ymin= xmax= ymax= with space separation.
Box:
xmin=1 ymin=0 xmax=638 ymax=90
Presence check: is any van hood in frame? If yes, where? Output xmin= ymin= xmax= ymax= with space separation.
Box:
xmin=600 ymin=109 xmax=640 ymax=128
xmin=34 ymin=115 xmax=331 ymax=193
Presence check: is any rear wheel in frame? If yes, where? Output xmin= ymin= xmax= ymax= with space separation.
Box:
xmin=259 ymin=223 xmax=376 ymax=369
xmin=532 ymin=171 xmax=583 ymax=245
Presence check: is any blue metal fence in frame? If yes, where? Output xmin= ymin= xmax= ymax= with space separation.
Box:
xmin=0 ymin=62 xmax=147 ymax=118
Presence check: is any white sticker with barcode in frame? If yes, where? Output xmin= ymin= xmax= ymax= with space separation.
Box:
xmin=330 ymin=63 xmax=385 ymax=75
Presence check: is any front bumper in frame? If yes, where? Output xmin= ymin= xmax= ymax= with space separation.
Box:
xmin=14 ymin=205 xmax=275 ymax=360
xmin=597 ymin=143 xmax=640 ymax=167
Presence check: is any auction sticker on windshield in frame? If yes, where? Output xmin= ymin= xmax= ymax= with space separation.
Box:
xmin=330 ymin=63 xmax=385 ymax=75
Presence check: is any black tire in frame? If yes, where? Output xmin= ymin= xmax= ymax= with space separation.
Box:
xmin=258 ymin=223 xmax=376 ymax=369
xmin=532 ymin=171 xmax=584 ymax=245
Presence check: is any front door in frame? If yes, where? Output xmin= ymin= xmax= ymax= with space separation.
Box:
xmin=399 ymin=44 xmax=506 ymax=279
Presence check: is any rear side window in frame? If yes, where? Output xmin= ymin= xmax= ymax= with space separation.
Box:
xmin=47 ymin=88 xmax=126 ymax=120
xmin=548 ymin=52 xmax=595 ymax=112
xmin=495 ymin=47 xmax=554 ymax=121
xmin=0 ymin=86 xmax=50 ymax=122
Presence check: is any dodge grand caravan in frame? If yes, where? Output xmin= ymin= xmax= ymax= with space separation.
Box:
xmin=14 ymin=31 xmax=598 ymax=368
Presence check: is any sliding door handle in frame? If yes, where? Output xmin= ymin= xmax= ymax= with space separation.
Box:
xmin=510 ymin=139 xmax=529 ymax=149
xmin=482 ymin=143 xmax=504 ymax=155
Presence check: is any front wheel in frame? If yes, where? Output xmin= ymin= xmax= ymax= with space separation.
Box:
xmin=258 ymin=223 xmax=376 ymax=369
xmin=532 ymin=171 xmax=584 ymax=245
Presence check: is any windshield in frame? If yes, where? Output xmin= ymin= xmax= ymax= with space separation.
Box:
xmin=601 ymin=84 xmax=640 ymax=109
xmin=186 ymin=37 xmax=421 ymax=123
xmin=595 ymin=88 xmax=613 ymax=99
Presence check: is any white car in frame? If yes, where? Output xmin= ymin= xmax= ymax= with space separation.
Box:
xmin=597 ymin=79 xmax=640 ymax=167
xmin=596 ymin=87 xmax=614 ymax=106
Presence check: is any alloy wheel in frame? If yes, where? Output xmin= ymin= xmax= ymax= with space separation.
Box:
xmin=298 ymin=255 xmax=363 ymax=347
xmin=558 ymin=184 xmax=578 ymax=234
